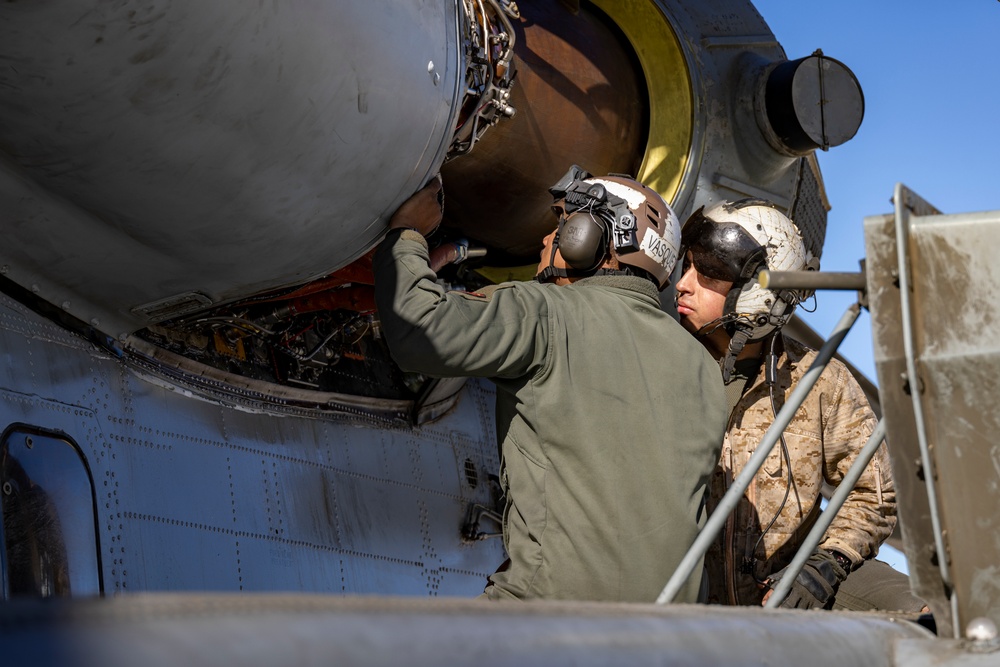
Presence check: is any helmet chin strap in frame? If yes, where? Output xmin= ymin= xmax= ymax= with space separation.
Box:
xmin=715 ymin=298 xmax=796 ymax=384
xmin=535 ymin=265 xmax=583 ymax=283
xmin=688 ymin=314 xmax=750 ymax=384
xmin=688 ymin=311 xmax=752 ymax=384
xmin=534 ymin=239 xmax=596 ymax=282
xmin=721 ymin=329 xmax=752 ymax=384
xmin=534 ymin=266 xmax=633 ymax=283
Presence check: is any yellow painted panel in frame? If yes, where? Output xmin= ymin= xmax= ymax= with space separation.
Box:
xmin=591 ymin=0 xmax=693 ymax=204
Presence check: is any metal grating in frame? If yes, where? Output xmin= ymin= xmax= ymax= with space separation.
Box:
xmin=789 ymin=156 xmax=829 ymax=261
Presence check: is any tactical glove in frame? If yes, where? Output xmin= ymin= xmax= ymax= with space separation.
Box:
xmin=768 ymin=549 xmax=849 ymax=609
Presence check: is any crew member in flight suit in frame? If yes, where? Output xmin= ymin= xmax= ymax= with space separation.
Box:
xmin=373 ymin=166 xmax=727 ymax=603
xmin=674 ymin=198 xmax=926 ymax=612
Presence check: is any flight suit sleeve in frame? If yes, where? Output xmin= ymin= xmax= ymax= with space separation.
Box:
xmin=818 ymin=364 xmax=897 ymax=565
xmin=372 ymin=228 xmax=549 ymax=379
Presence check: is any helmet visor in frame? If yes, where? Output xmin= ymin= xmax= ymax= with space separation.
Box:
xmin=681 ymin=208 xmax=767 ymax=282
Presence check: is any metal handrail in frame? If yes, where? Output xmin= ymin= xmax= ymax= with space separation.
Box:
xmin=759 ymin=269 xmax=866 ymax=292
xmin=656 ymin=301 xmax=862 ymax=604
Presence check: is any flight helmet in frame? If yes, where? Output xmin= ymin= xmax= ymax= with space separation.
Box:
xmin=537 ymin=165 xmax=681 ymax=289
xmin=680 ymin=199 xmax=815 ymax=378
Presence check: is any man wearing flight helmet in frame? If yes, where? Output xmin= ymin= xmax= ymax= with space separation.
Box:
xmin=675 ymin=198 xmax=925 ymax=612
xmin=374 ymin=166 xmax=727 ymax=602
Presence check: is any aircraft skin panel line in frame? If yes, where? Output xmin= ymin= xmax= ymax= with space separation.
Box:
xmin=0 ymin=291 xmax=506 ymax=597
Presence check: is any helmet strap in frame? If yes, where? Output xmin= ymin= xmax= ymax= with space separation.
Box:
xmin=536 ymin=225 xmax=576 ymax=283
xmin=594 ymin=268 xmax=634 ymax=279
xmin=721 ymin=328 xmax=752 ymax=384
xmin=721 ymin=286 xmax=744 ymax=336
xmin=534 ymin=266 xmax=635 ymax=283
xmin=535 ymin=265 xmax=583 ymax=283
xmin=721 ymin=253 xmax=766 ymax=335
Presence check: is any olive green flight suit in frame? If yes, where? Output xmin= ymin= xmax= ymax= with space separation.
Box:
xmin=374 ymin=229 xmax=727 ymax=603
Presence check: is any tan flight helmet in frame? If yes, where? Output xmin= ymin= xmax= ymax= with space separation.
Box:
xmin=538 ymin=165 xmax=682 ymax=289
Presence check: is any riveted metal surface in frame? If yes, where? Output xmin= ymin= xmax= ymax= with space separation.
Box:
xmin=907 ymin=208 xmax=1000 ymax=635
xmin=0 ymin=292 xmax=506 ymax=596
xmin=790 ymin=154 xmax=831 ymax=261
xmin=866 ymin=204 xmax=950 ymax=634
xmin=866 ymin=187 xmax=1000 ymax=637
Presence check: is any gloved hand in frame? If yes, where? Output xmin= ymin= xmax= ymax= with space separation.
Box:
xmin=766 ymin=549 xmax=849 ymax=609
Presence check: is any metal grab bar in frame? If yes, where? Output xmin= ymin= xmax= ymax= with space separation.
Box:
xmin=655 ymin=302 xmax=862 ymax=604
xmin=764 ymin=419 xmax=886 ymax=608
xmin=759 ymin=269 xmax=866 ymax=292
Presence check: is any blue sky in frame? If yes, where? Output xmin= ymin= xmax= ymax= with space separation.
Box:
xmin=752 ymin=0 xmax=1000 ymax=381
xmin=750 ymin=1 xmax=1000 ymax=573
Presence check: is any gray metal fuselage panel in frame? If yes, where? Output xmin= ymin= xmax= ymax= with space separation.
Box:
xmin=0 ymin=293 xmax=505 ymax=597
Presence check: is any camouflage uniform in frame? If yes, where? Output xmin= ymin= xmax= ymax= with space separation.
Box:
xmin=705 ymin=336 xmax=896 ymax=606
xmin=374 ymin=229 xmax=727 ymax=603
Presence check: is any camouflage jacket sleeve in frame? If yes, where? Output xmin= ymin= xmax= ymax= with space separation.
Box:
xmin=817 ymin=359 xmax=897 ymax=565
xmin=372 ymin=228 xmax=548 ymax=379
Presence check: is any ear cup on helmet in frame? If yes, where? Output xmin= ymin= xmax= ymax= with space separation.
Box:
xmin=557 ymin=212 xmax=608 ymax=270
